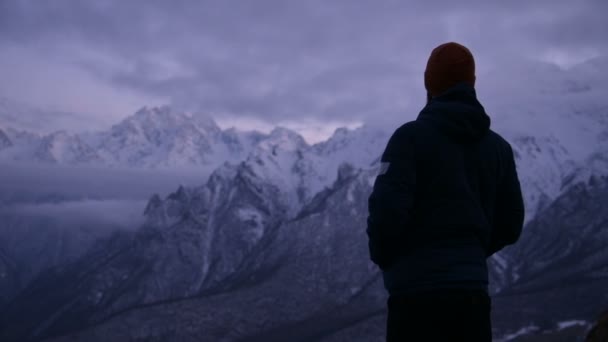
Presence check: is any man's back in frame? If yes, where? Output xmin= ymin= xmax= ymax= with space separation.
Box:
xmin=368 ymin=83 xmax=524 ymax=294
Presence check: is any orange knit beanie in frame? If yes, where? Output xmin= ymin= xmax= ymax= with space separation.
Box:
xmin=424 ymin=42 xmax=476 ymax=97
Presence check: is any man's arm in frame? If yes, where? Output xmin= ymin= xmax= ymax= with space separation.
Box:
xmin=487 ymin=143 xmax=525 ymax=256
xmin=367 ymin=127 xmax=416 ymax=270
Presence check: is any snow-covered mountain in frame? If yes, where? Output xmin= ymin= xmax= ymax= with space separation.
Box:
xmin=0 ymin=105 xmax=281 ymax=168
xmin=95 ymin=106 xmax=240 ymax=168
xmin=0 ymin=104 xmax=389 ymax=185
xmin=3 ymin=100 xmax=607 ymax=222
xmin=487 ymin=85 xmax=608 ymax=217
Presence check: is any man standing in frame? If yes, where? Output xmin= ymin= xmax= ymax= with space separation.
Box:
xmin=367 ymin=42 xmax=525 ymax=341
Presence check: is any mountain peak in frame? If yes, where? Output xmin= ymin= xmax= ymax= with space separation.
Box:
xmin=123 ymin=106 xmax=221 ymax=134
xmin=131 ymin=106 xmax=171 ymax=126
xmin=98 ymin=106 xmax=228 ymax=167
xmin=259 ymin=127 xmax=308 ymax=152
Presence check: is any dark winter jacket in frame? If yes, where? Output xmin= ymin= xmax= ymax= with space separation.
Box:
xmin=366 ymin=83 xmax=524 ymax=295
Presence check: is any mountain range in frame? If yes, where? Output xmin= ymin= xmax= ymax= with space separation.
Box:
xmin=0 ymin=89 xmax=608 ymax=341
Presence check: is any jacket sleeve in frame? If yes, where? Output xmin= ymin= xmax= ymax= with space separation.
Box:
xmin=366 ymin=127 xmax=416 ymax=270
xmin=487 ymin=143 xmax=525 ymax=256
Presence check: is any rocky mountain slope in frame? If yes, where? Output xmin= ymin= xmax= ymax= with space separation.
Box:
xmin=2 ymin=161 xmax=606 ymax=341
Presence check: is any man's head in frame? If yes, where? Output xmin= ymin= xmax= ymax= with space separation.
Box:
xmin=424 ymin=42 xmax=476 ymax=98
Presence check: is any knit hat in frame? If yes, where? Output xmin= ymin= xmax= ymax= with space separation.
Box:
xmin=424 ymin=42 xmax=476 ymax=97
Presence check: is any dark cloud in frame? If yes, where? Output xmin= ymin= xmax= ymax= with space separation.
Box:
xmin=0 ymin=0 xmax=606 ymax=133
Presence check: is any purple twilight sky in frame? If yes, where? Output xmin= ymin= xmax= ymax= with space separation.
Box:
xmin=1 ymin=0 xmax=607 ymax=142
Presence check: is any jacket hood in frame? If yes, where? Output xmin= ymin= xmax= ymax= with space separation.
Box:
xmin=417 ymin=83 xmax=490 ymax=142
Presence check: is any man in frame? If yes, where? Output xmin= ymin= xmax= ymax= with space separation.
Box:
xmin=367 ymin=42 xmax=525 ymax=341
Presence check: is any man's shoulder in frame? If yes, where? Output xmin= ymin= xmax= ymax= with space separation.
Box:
xmin=381 ymin=121 xmax=422 ymax=158
xmin=486 ymin=129 xmax=514 ymax=151
xmin=391 ymin=120 xmax=424 ymax=139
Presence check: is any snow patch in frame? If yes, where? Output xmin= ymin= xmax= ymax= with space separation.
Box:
xmin=236 ymin=207 xmax=265 ymax=241
xmin=498 ymin=325 xmax=540 ymax=342
xmin=557 ymin=320 xmax=588 ymax=330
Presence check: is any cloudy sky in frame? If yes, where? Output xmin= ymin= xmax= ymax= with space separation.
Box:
xmin=1 ymin=0 xmax=607 ymax=142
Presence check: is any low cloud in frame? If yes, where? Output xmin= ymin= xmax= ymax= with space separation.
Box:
xmin=0 ymin=163 xmax=210 ymax=232
xmin=0 ymin=199 xmax=147 ymax=230
xmin=0 ymin=162 xmax=210 ymax=203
